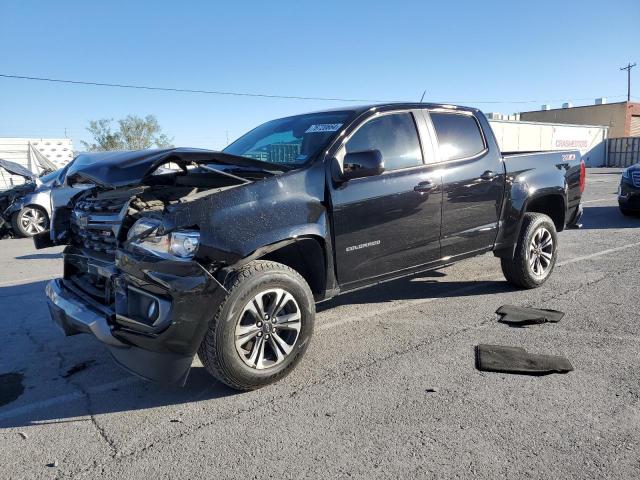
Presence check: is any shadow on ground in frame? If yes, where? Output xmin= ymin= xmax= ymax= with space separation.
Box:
xmin=318 ymin=269 xmax=516 ymax=312
xmin=0 ymin=280 xmax=239 ymax=428
xmin=581 ymin=205 xmax=640 ymax=230
xmin=0 ymin=269 xmax=518 ymax=427
xmin=0 ymin=366 xmax=239 ymax=428
xmin=15 ymin=253 xmax=63 ymax=260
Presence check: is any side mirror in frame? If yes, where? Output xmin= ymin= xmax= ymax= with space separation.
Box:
xmin=342 ymin=150 xmax=385 ymax=180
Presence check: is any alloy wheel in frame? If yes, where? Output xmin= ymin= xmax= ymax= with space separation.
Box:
xmin=234 ymin=288 xmax=302 ymax=369
xmin=528 ymin=227 xmax=554 ymax=276
xmin=20 ymin=208 xmax=46 ymax=235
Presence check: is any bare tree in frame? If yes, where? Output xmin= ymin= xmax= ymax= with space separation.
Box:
xmin=81 ymin=115 xmax=173 ymax=152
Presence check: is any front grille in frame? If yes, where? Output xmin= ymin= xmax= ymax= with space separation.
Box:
xmin=632 ymin=171 xmax=640 ymax=188
xmin=71 ymin=226 xmax=118 ymax=254
xmin=70 ymin=195 xmax=130 ymax=258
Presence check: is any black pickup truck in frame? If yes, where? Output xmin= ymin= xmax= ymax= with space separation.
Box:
xmin=39 ymin=103 xmax=584 ymax=390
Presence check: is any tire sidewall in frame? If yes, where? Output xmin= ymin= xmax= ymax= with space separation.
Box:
xmin=522 ymin=215 xmax=558 ymax=285
xmin=216 ymin=267 xmax=314 ymax=385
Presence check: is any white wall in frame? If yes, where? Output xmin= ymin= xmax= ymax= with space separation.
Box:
xmin=488 ymin=120 xmax=608 ymax=167
xmin=0 ymin=138 xmax=74 ymax=189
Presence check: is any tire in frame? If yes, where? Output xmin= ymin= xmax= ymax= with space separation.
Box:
xmin=501 ymin=213 xmax=558 ymax=289
xmin=11 ymin=206 xmax=49 ymax=238
xmin=197 ymin=260 xmax=315 ymax=391
xmin=619 ymin=206 xmax=637 ymax=216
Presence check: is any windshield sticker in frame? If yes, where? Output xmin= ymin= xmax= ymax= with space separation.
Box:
xmin=305 ymin=123 xmax=343 ymax=133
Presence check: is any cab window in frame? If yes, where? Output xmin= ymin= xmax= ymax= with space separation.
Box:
xmin=429 ymin=112 xmax=486 ymax=161
xmin=346 ymin=113 xmax=423 ymax=171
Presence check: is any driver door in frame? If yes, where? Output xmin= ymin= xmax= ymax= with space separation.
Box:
xmin=330 ymin=111 xmax=443 ymax=288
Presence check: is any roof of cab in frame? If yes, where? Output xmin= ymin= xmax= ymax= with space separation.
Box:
xmin=297 ymin=102 xmax=481 ymax=117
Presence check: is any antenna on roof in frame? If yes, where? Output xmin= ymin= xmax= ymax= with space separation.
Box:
xmin=419 ymin=90 xmax=427 ymax=103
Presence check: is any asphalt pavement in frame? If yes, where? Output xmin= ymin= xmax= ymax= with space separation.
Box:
xmin=0 ymin=168 xmax=639 ymax=479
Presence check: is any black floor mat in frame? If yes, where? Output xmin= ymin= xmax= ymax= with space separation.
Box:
xmin=475 ymin=344 xmax=573 ymax=375
xmin=496 ymin=305 xmax=564 ymax=326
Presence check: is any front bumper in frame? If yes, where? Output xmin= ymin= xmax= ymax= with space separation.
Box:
xmin=618 ymin=180 xmax=640 ymax=211
xmin=46 ymin=248 xmax=227 ymax=385
xmin=46 ymin=279 xmax=126 ymax=347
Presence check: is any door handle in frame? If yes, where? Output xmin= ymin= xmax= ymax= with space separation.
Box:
xmin=414 ymin=180 xmax=437 ymax=193
xmin=480 ymin=170 xmax=496 ymax=181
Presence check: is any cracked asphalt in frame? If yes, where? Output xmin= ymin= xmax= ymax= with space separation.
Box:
xmin=0 ymin=168 xmax=639 ymax=479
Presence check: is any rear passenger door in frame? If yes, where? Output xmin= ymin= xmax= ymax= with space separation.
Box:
xmin=331 ymin=111 xmax=443 ymax=287
xmin=428 ymin=110 xmax=505 ymax=258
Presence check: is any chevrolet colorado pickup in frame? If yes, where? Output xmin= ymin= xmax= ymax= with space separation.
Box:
xmin=38 ymin=103 xmax=585 ymax=390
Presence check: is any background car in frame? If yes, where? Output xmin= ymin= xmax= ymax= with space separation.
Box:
xmin=619 ymin=163 xmax=640 ymax=216
xmin=0 ymin=158 xmax=79 ymax=238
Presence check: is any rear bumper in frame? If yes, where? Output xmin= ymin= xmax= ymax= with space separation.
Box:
xmin=46 ymin=249 xmax=227 ymax=385
xmin=566 ymin=203 xmax=583 ymax=229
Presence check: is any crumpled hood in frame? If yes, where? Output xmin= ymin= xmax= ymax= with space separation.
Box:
xmin=66 ymin=147 xmax=283 ymax=188
xmin=0 ymin=158 xmax=37 ymax=181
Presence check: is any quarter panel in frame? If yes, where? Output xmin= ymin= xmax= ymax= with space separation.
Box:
xmin=493 ymin=152 xmax=577 ymax=255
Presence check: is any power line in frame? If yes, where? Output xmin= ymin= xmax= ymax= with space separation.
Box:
xmin=0 ymin=73 xmax=630 ymax=106
xmin=0 ymin=73 xmax=388 ymax=103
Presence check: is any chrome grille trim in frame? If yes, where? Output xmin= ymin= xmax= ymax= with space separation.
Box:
xmin=70 ymin=196 xmax=130 ymax=257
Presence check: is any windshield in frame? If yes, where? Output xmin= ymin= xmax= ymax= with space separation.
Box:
xmin=223 ymin=111 xmax=354 ymax=166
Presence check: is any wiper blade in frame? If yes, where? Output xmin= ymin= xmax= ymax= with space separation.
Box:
xmin=225 ymin=167 xmax=283 ymax=176
xmin=199 ymin=164 xmax=252 ymax=184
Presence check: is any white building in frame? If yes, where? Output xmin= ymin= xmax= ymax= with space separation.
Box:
xmin=0 ymin=137 xmax=74 ymax=189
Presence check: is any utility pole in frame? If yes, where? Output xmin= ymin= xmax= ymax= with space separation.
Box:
xmin=620 ymin=62 xmax=636 ymax=102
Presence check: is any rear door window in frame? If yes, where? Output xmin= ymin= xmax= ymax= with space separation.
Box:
xmin=429 ymin=112 xmax=485 ymax=161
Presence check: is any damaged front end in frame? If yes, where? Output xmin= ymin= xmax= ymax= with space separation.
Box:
xmin=0 ymin=159 xmax=38 ymax=238
xmin=43 ymin=149 xmax=282 ymax=385
xmin=47 ymin=248 xmax=226 ymax=385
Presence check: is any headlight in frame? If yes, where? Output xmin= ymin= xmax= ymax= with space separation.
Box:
xmin=127 ymin=218 xmax=160 ymax=241
xmin=170 ymin=231 xmax=200 ymax=258
xmin=622 ymin=168 xmax=630 ymax=179
xmin=127 ymin=218 xmax=200 ymax=260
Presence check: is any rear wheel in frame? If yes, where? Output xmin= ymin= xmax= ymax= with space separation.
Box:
xmin=198 ymin=260 xmax=315 ymax=391
xmin=11 ymin=206 xmax=49 ymax=237
xmin=501 ymin=213 xmax=558 ymax=289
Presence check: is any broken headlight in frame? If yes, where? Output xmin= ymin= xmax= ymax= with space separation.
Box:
xmin=127 ymin=218 xmax=200 ymax=260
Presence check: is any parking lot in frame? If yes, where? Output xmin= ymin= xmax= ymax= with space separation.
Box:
xmin=0 ymin=168 xmax=638 ymax=479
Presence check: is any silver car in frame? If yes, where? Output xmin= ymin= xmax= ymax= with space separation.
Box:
xmin=0 ymin=159 xmax=78 ymax=238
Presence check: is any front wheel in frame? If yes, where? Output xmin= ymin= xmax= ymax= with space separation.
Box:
xmin=11 ymin=206 xmax=49 ymax=237
xmin=501 ymin=213 xmax=558 ymax=289
xmin=619 ymin=206 xmax=637 ymax=216
xmin=198 ymin=260 xmax=315 ymax=391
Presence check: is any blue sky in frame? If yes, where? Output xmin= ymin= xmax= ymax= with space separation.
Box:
xmin=0 ymin=0 xmax=638 ymax=150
